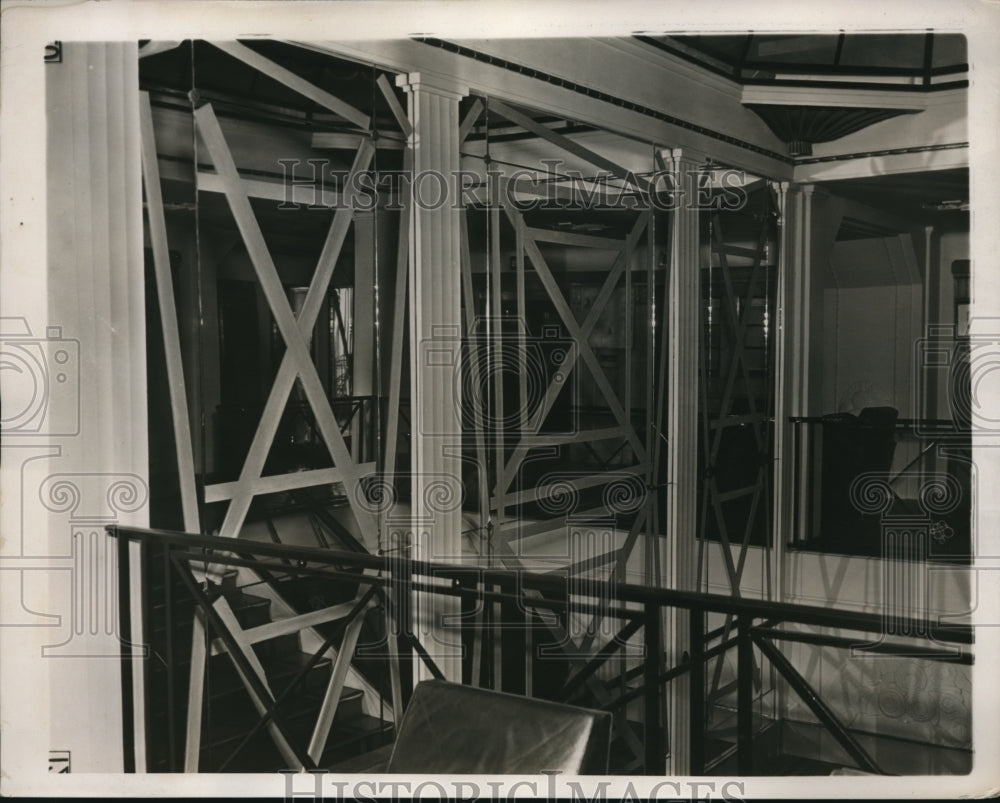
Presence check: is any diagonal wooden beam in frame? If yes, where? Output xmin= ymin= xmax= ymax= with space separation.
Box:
xmin=709 ymin=214 xmax=769 ymax=462
xmin=208 ymin=601 xmax=361 ymax=653
xmin=183 ymin=611 xmax=208 ymax=771
xmin=459 ymin=98 xmax=485 ymax=144
xmin=194 ymin=104 xmax=377 ymax=546
xmin=489 ymin=99 xmax=650 ymax=195
xmin=490 ymin=203 xmax=506 ymax=526
xmin=499 ymin=465 xmax=646 ymax=509
xmin=515 ymin=214 xmax=529 ymax=431
xmin=139 ymin=41 xmax=183 ymax=59
xmin=211 ymin=41 xmax=370 ymax=130
xmin=517 ymin=223 xmax=647 ymax=463
xmin=208 ymin=594 xmax=303 ymax=769
xmin=526 ymin=227 xmax=626 ymax=251
xmin=376 ymin=73 xmax=412 ymax=137
xmin=724 ymin=216 xmax=770 ymax=454
xmin=498 ymin=209 xmax=649 ymax=493
xmin=459 ymin=212 xmax=491 ymax=539
xmin=486 ymin=536 xmax=647 ymax=762
xmin=307 ymin=601 xmax=371 ymax=762
xmin=139 ymin=91 xmax=200 ymax=535
xmin=733 ymin=466 xmax=766 ymax=584
xmin=576 ymin=505 xmax=649 ymax=656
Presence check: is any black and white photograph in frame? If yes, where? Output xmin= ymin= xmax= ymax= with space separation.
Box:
xmin=1 ymin=1 xmax=998 ymax=799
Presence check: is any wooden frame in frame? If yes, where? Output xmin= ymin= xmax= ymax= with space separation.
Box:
xmin=194 ymin=104 xmax=378 ymax=546
xmin=140 ymin=50 xmax=414 ymax=768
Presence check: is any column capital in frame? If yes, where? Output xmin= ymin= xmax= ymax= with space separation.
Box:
xmin=660 ymin=147 xmax=706 ymax=169
xmin=395 ymin=71 xmax=468 ymax=101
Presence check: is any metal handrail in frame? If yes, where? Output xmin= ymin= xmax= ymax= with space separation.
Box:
xmin=110 ymin=525 xmax=973 ymax=641
xmin=110 ymin=524 xmax=973 ymax=776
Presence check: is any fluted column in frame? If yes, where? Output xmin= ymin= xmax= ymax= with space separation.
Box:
xmin=0 ymin=42 xmax=147 ymax=774
xmin=398 ymin=72 xmax=468 ymax=682
xmin=663 ymin=148 xmax=702 ymax=774
xmin=773 ymin=182 xmax=809 ymax=601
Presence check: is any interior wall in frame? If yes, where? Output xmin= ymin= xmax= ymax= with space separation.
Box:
xmin=821 ymin=283 xmax=922 ymax=418
xmin=927 ymin=229 xmax=970 ymax=420
xmin=783 ymin=549 xmax=973 ymax=758
xmin=763 ymin=176 xmax=974 ymax=767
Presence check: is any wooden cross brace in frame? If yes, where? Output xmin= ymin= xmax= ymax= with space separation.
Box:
xmin=195 ymin=103 xmax=378 ymax=547
xmin=497 ymin=206 xmax=651 ymax=500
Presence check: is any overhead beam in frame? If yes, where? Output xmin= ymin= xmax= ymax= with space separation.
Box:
xmin=526 ymin=227 xmax=626 ymax=250
xmin=299 ymin=38 xmax=792 ymax=179
xmin=197 ymin=170 xmax=342 ymax=207
xmin=488 ymin=98 xmax=652 ymax=195
xmin=211 ymin=40 xmax=371 ymax=130
xmin=311 ymin=131 xmax=405 ymax=150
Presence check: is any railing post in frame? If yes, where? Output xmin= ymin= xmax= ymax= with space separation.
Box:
xmin=115 ymin=529 xmax=136 ymax=773
xmin=500 ymin=575 xmax=526 ymax=695
xmin=458 ymin=573 xmax=477 ymax=686
xmin=387 ymin=548 xmax=414 ymax=711
xmin=643 ymin=602 xmax=665 ymax=774
xmin=139 ymin=537 xmax=152 ymax=765
xmin=737 ymin=615 xmax=754 ymax=774
xmin=689 ymin=607 xmax=705 ymax=775
xmin=163 ymin=542 xmax=177 ymax=772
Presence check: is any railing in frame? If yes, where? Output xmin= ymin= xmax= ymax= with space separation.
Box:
xmin=109 ymin=525 xmax=974 ymax=775
xmin=788 ymin=415 xmax=972 ymax=560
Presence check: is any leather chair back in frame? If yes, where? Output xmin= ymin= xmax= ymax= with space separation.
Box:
xmin=386 ymin=680 xmax=612 ymax=774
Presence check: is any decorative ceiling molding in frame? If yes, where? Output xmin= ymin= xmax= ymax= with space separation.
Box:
xmin=745 ymin=104 xmax=918 ymax=157
xmin=741 ymin=84 xmax=927 ymax=111
xmin=794 ymin=143 xmax=968 ymax=182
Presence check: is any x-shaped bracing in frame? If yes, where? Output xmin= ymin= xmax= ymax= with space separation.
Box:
xmin=195 ymin=104 xmax=379 ymax=547
xmin=495 ymin=206 xmax=650 ymax=502
xmin=698 ymin=198 xmax=776 ymax=703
